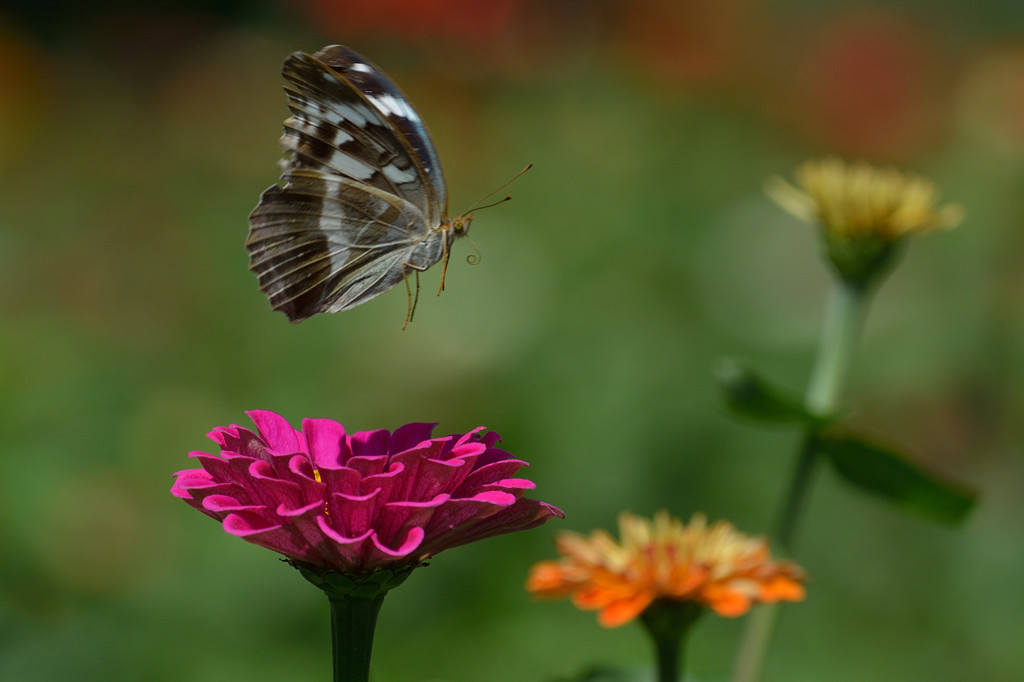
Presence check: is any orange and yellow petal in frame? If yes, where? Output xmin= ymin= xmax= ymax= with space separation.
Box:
xmin=527 ymin=510 xmax=806 ymax=627
xmin=596 ymin=592 xmax=655 ymax=628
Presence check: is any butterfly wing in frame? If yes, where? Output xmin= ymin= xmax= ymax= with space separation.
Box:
xmin=248 ymin=169 xmax=442 ymax=320
xmin=305 ymin=45 xmax=448 ymax=217
xmin=247 ymin=45 xmax=449 ymax=322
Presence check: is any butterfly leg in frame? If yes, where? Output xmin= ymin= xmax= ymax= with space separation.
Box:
xmin=400 ymin=262 xmax=428 ymax=329
xmin=437 ymin=236 xmax=453 ymax=296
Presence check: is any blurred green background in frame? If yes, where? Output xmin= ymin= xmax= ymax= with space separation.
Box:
xmin=1 ymin=0 xmax=1022 ymax=680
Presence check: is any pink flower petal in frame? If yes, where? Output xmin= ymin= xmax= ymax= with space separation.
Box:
xmin=247 ymin=410 xmax=304 ymax=455
xmin=223 ymin=510 xmax=282 ymax=536
xmin=390 ymin=422 xmax=438 ymax=451
xmin=301 ymin=417 xmax=348 ymax=468
xmin=369 ymin=525 xmax=426 ymax=558
xmin=349 ymin=429 xmax=391 ymax=458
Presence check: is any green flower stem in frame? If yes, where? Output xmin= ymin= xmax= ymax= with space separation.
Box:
xmin=730 ymin=606 xmax=777 ymax=682
xmin=775 ymin=432 xmax=823 ymax=554
xmin=780 ymin=281 xmax=869 ymax=549
xmin=328 ymin=592 xmax=386 ymax=682
xmin=640 ymin=600 xmax=703 ymax=682
xmin=804 ymin=282 xmax=869 ymax=417
xmin=732 ymin=281 xmax=870 ymax=682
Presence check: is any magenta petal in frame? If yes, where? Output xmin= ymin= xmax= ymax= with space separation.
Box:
xmin=170 ymin=469 xmax=212 ymax=499
xmin=376 ymin=497 xmax=445 ymax=550
xmin=475 ymin=446 xmax=516 ymax=468
xmin=452 ymin=427 xmax=489 ymax=449
xmin=457 ymin=459 xmax=529 ymax=492
xmin=302 ymin=417 xmax=347 ymax=468
xmin=317 ymin=466 xmax=361 ymax=495
xmin=419 ymin=497 xmax=564 ymax=556
xmin=325 ymin=490 xmax=381 ymax=537
xmin=248 ymin=462 xmax=309 ymax=508
xmin=277 ymin=498 xmax=325 ymax=518
xmin=316 ymin=518 xmax=375 ymax=546
xmin=485 ymin=478 xmax=536 ymax=493
xmin=369 ymin=525 xmax=425 ymax=558
xmin=247 ymin=410 xmax=304 ymax=455
xmin=346 ymin=455 xmax=390 ymax=478
xmin=212 ymin=427 xmax=267 ymax=462
xmin=201 ymin=495 xmax=258 ymax=513
xmin=253 ymin=524 xmax=330 ymax=562
xmin=350 ymin=429 xmax=391 ymax=457
xmin=390 ymin=422 xmax=438 ymax=451
xmin=316 ymin=518 xmax=383 ymax=569
xmin=468 ymin=490 xmax=518 ymax=505
xmin=205 ymin=424 xmax=243 ymax=449
xmin=188 ymin=451 xmax=249 ymax=483
xmin=445 ymin=439 xmax=487 ymax=463
xmin=173 ymin=413 xmax=562 ymax=574
xmin=223 ymin=511 xmax=282 ymax=536
xmin=387 ymin=447 xmax=467 ymax=500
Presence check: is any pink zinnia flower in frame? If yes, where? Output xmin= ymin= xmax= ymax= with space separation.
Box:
xmin=172 ymin=410 xmax=563 ymax=575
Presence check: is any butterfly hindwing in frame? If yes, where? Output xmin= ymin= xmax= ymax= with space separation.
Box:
xmin=248 ymin=169 xmax=444 ymax=320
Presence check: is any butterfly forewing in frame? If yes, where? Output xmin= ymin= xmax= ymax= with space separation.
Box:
xmin=247 ymin=44 xmax=462 ymax=323
xmin=278 ymin=49 xmax=442 ymax=222
xmin=309 ymin=45 xmax=448 ymax=214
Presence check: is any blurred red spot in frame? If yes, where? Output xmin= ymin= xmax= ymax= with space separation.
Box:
xmin=796 ymin=9 xmax=948 ymax=159
xmin=617 ymin=0 xmax=745 ymax=87
xmin=297 ymin=0 xmax=523 ymax=43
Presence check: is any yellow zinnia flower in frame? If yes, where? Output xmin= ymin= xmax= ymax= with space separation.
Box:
xmin=766 ymin=158 xmax=963 ymax=286
xmin=766 ymin=157 xmax=963 ymax=240
xmin=526 ymin=511 xmax=805 ymax=627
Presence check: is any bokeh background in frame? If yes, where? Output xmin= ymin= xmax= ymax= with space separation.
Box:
xmin=1 ymin=0 xmax=1022 ymax=680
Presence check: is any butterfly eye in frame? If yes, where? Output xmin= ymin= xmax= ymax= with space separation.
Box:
xmin=452 ymin=215 xmax=473 ymax=236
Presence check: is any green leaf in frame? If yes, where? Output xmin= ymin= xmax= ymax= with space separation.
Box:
xmin=818 ymin=435 xmax=976 ymax=524
xmin=716 ymin=360 xmax=824 ymax=425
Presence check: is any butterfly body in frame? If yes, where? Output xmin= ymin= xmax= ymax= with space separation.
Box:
xmin=247 ymin=45 xmax=469 ymax=323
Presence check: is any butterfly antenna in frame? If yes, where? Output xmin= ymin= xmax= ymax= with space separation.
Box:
xmin=472 ymin=195 xmax=513 ymax=212
xmin=462 ymin=163 xmax=533 ymax=214
xmin=465 ymin=236 xmax=482 ymax=265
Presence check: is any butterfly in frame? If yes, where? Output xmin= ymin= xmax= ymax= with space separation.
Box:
xmin=246 ymin=45 xmax=474 ymax=325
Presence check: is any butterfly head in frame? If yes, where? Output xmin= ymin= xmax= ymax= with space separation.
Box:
xmin=449 ymin=213 xmax=473 ymax=238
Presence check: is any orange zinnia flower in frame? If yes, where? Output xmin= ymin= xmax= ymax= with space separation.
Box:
xmin=527 ymin=511 xmax=805 ymax=627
